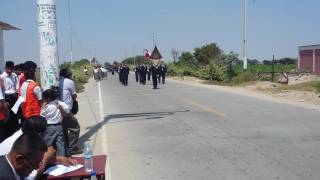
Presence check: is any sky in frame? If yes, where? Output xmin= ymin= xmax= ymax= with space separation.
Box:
xmin=1 ymin=0 xmax=320 ymax=64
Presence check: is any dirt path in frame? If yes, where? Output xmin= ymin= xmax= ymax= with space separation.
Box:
xmin=168 ymin=76 xmax=320 ymax=110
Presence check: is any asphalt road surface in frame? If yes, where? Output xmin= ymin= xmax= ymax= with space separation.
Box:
xmin=76 ymin=73 xmax=320 ymax=180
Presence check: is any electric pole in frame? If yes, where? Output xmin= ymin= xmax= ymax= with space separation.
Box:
xmin=37 ymin=0 xmax=60 ymax=90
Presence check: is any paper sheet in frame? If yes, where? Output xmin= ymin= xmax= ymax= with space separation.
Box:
xmin=44 ymin=164 xmax=83 ymax=176
xmin=11 ymin=96 xmax=25 ymax=114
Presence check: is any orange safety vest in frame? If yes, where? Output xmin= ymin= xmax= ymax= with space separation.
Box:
xmin=22 ymin=81 xmax=41 ymax=119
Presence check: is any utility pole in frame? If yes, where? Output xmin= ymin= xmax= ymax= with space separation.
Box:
xmin=243 ymin=0 xmax=248 ymax=70
xmin=152 ymin=33 xmax=155 ymax=47
xmin=37 ymin=0 xmax=60 ymax=90
xmin=133 ymin=46 xmax=136 ymax=66
xmin=272 ymin=54 xmax=275 ymax=82
xmin=67 ymin=0 xmax=73 ymax=63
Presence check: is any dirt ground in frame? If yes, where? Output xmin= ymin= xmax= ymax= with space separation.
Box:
xmin=169 ymin=75 xmax=320 ymax=110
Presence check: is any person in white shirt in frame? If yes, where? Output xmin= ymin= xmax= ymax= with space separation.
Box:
xmin=59 ymin=68 xmax=81 ymax=155
xmin=0 ymin=61 xmax=19 ymax=140
xmin=41 ymin=88 xmax=70 ymax=156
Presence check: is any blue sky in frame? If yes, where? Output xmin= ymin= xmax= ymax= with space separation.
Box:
xmin=1 ymin=0 xmax=320 ymax=64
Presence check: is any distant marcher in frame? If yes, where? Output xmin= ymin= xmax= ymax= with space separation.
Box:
xmin=134 ymin=65 xmax=139 ymax=83
xmin=59 ymin=68 xmax=81 ymax=155
xmin=160 ymin=64 xmax=167 ymax=84
xmin=151 ymin=65 xmax=159 ymax=89
xmin=147 ymin=65 xmax=151 ymax=81
xmin=0 ymin=61 xmax=20 ymax=138
xmin=124 ymin=65 xmax=130 ymax=86
xmin=139 ymin=64 xmax=147 ymax=85
xmin=0 ymin=132 xmax=47 ymax=179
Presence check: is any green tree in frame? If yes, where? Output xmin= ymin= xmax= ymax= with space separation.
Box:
xmin=193 ymin=43 xmax=222 ymax=65
xmin=177 ymin=52 xmax=197 ymax=67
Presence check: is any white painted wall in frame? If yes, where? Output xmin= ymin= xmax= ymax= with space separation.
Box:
xmin=0 ymin=30 xmax=4 ymax=72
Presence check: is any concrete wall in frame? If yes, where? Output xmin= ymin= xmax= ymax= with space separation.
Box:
xmin=299 ymin=46 xmax=320 ymax=74
xmin=299 ymin=50 xmax=313 ymax=72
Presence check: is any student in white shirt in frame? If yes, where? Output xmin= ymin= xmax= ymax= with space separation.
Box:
xmin=0 ymin=61 xmax=19 ymax=140
xmin=59 ymin=68 xmax=81 ymax=155
xmin=41 ymin=88 xmax=70 ymax=156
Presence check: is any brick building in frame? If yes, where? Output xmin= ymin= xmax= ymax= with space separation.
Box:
xmin=298 ymin=45 xmax=320 ymax=74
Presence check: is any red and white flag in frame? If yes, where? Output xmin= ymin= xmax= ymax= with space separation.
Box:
xmin=144 ymin=49 xmax=151 ymax=58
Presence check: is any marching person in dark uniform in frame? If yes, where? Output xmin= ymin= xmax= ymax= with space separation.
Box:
xmin=158 ymin=70 xmax=161 ymax=84
xmin=151 ymin=65 xmax=159 ymax=89
xmin=118 ymin=64 xmax=123 ymax=84
xmin=134 ymin=65 xmax=140 ymax=83
xmin=140 ymin=64 xmax=147 ymax=85
xmin=160 ymin=64 xmax=167 ymax=84
xmin=123 ymin=64 xmax=130 ymax=86
xmin=147 ymin=65 xmax=151 ymax=81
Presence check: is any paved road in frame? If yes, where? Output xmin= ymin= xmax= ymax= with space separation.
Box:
xmin=76 ymin=73 xmax=320 ymax=180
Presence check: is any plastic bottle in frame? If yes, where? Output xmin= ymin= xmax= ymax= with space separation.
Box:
xmin=84 ymin=141 xmax=93 ymax=173
xmin=90 ymin=170 xmax=98 ymax=180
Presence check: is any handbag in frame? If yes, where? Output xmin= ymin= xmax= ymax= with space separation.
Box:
xmin=71 ymin=100 xmax=79 ymax=115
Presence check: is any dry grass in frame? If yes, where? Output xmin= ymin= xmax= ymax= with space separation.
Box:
xmin=274 ymin=81 xmax=320 ymax=93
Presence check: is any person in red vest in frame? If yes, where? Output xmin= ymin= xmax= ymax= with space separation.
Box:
xmin=20 ymin=61 xmax=42 ymax=121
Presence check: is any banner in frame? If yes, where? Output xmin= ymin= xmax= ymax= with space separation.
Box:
xmin=37 ymin=0 xmax=59 ymax=89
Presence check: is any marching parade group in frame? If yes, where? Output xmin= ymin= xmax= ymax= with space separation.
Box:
xmin=115 ymin=63 xmax=167 ymax=89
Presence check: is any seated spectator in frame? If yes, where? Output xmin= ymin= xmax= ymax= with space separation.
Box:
xmin=41 ymin=89 xmax=70 ymax=156
xmin=278 ymin=72 xmax=289 ymax=84
xmin=0 ymin=116 xmax=77 ymax=179
xmin=0 ymin=132 xmax=47 ymax=179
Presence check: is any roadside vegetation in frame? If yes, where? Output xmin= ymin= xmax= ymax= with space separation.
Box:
xmin=60 ymin=59 xmax=93 ymax=92
xmin=166 ymin=43 xmax=298 ymax=86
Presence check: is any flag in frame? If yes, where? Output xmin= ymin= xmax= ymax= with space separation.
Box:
xmin=144 ymin=49 xmax=151 ymax=59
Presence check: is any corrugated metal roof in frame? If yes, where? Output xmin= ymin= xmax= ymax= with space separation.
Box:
xmin=0 ymin=21 xmax=21 ymax=30
xmin=299 ymin=44 xmax=320 ymax=51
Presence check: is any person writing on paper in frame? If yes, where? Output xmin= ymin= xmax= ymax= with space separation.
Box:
xmin=0 ymin=116 xmax=77 ymax=178
xmin=0 ymin=132 xmax=47 ymax=179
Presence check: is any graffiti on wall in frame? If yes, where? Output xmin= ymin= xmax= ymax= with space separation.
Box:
xmin=37 ymin=0 xmax=59 ymax=89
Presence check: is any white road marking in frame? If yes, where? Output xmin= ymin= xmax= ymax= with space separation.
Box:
xmin=98 ymin=81 xmax=112 ymax=180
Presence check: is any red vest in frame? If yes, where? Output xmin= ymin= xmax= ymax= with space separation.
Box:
xmin=0 ymin=108 xmax=5 ymax=121
xmin=22 ymin=81 xmax=41 ymax=119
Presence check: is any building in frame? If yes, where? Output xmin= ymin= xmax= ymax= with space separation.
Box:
xmin=298 ymin=45 xmax=320 ymax=74
xmin=0 ymin=21 xmax=20 ymax=71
